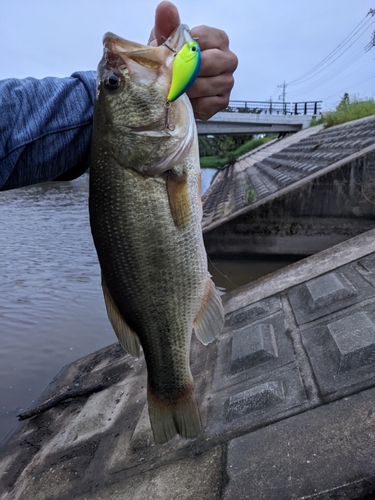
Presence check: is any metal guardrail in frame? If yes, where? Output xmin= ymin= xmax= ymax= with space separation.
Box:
xmin=223 ymin=100 xmax=322 ymax=116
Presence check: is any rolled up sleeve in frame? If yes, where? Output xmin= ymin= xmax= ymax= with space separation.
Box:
xmin=0 ymin=71 xmax=96 ymax=190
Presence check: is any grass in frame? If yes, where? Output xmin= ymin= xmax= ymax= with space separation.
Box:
xmin=200 ymin=135 xmax=275 ymax=169
xmin=245 ymin=189 xmax=257 ymax=203
xmin=310 ymin=95 xmax=375 ymax=128
xmin=199 ymin=156 xmax=229 ymax=169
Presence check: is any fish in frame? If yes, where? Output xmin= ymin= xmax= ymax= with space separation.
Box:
xmin=89 ymin=24 xmax=224 ymax=444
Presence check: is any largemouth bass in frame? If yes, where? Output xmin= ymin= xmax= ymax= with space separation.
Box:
xmin=89 ymin=24 xmax=224 ymax=444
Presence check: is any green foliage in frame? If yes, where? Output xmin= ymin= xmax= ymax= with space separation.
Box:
xmin=198 ymin=134 xmax=254 ymax=158
xmin=199 ymin=156 xmax=229 ymax=169
xmin=310 ymin=94 xmax=375 ymax=128
xmin=245 ymin=189 xmax=257 ymax=203
xmin=227 ymin=152 xmax=238 ymax=165
xmin=220 ymin=205 xmax=235 ymax=217
xmin=199 ymin=135 xmax=275 ymax=169
xmin=309 ymin=115 xmax=326 ymax=127
xmin=235 ymin=136 xmax=275 ymax=157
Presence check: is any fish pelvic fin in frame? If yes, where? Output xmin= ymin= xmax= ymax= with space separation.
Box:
xmin=165 ymin=168 xmax=191 ymax=230
xmin=102 ymin=275 xmax=141 ymax=358
xmin=193 ymin=277 xmax=225 ymax=345
xmin=147 ymin=385 xmax=201 ymax=444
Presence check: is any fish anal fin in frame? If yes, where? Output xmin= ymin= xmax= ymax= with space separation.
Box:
xmin=193 ymin=278 xmax=225 ymax=345
xmin=102 ymin=276 xmax=141 ymax=358
xmin=147 ymin=385 xmax=201 ymax=444
xmin=165 ymin=169 xmax=191 ymax=229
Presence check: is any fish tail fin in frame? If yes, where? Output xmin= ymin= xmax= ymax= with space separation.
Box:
xmin=147 ymin=386 xmax=202 ymax=444
xmin=193 ymin=277 xmax=225 ymax=345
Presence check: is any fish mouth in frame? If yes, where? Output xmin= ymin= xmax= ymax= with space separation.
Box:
xmin=103 ymin=24 xmax=190 ymax=55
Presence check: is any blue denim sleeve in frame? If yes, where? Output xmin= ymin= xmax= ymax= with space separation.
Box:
xmin=0 ymin=71 xmax=96 ymax=191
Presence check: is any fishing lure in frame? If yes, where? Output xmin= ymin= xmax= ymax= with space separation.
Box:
xmin=167 ymin=35 xmax=201 ymax=103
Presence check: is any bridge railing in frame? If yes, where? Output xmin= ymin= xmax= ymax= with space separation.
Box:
xmin=223 ymin=100 xmax=322 ymax=115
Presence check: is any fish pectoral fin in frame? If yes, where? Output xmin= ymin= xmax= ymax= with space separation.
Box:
xmin=147 ymin=385 xmax=201 ymax=444
xmin=193 ymin=277 xmax=225 ymax=345
xmin=165 ymin=168 xmax=190 ymax=229
xmin=102 ymin=276 xmax=141 ymax=358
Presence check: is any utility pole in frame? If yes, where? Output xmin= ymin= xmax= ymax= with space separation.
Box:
xmin=278 ymin=81 xmax=287 ymax=114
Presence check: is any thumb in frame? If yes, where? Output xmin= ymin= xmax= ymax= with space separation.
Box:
xmin=149 ymin=1 xmax=180 ymax=46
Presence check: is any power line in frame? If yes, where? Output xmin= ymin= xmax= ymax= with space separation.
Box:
xmin=289 ymin=45 xmax=371 ymax=98
xmin=288 ymin=16 xmax=375 ymax=87
xmin=288 ymin=9 xmax=375 ymax=85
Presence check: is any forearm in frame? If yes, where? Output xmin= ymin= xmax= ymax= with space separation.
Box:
xmin=0 ymin=71 xmax=96 ymax=191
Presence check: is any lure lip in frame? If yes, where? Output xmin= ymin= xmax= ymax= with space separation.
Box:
xmin=183 ymin=29 xmax=193 ymax=44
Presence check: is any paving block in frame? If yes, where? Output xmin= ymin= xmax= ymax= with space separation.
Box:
xmin=358 ymin=254 xmax=375 ymax=287
xmin=225 ymin=296 xmax=281 ymax=331
xmin=328 ymin=311 xmax=375 ymax=370
xmin=288 ymin=266 xmax=375 ymax=325
xmin=212 ymin=313 xmax=294 ymax=393
xmin=306 ymin=272 xmax=356 ymax=311
xmin=226 ymin=380 xmax=284 ymax=422
xmin=207 ymin=364 xmax=307 ymax=439
xmin=302 ymin=306 xmax=375 ymax=397
xmin=230 ymin=323 xmax=278 ymax=374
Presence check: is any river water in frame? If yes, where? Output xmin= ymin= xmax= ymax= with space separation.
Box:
xmin=0 ymin=170 xmax=298 ymax=446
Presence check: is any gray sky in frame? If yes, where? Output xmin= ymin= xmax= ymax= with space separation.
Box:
xmin=1 ymin=0 xmax=374 ymax=110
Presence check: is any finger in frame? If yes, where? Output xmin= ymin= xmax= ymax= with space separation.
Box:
xmin=154 ymin=1 xmax=180 ymax=45
xmin=190 ymin=25 xmax=230 ymax=51
xmin=198 ymin=48 xmax=238 ymax=77
xmin=187 ymin=73 xmax=235 ymax=100
xmin=190 ymin=95 xmax=231 ymax=121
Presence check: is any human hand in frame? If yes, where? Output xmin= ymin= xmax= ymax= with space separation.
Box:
xmin=148 ymin=1 xmax=238 ymax=121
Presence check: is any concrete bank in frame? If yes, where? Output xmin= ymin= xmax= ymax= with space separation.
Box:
xmin=203 ymin=115 xmax=375 ymax=256
xmin=2 ymin=229 xmax=375 ymax=499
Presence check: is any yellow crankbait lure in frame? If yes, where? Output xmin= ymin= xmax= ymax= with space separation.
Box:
xmin=167 ymin=38 xmax=201 ymax=102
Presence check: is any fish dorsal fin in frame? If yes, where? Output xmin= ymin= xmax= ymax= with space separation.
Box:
xmin=193 ymin=278 xmax=225 ymax=345
xmin=165 ymin=168 xmax=191 ymax=229
xmin=102 ymin=275 xmax=141 ymax=357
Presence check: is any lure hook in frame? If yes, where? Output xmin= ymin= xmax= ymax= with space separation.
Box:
xmin=164 ymin=101 xmax=175 ymax=131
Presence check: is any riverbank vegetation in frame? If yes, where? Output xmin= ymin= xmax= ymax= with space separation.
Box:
xmin=310 ymin=94 xmax=375 ymax=128
xmin=199 ymin=135 xmax=275 ymax=169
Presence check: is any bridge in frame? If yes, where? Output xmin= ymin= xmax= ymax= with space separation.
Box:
xmin=196 ymin=100 xmax=322 ymax=135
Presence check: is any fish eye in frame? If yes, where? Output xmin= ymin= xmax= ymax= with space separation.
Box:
xmin=104 ymin=71 xmax=122 ymax=91
xmin=190 ymin=46 xmax=197 ymax=52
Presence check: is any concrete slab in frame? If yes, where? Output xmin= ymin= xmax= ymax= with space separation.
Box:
xmin=225 ymin=388 xmax=375 ymax=500
xmin=3 ymin=229 xmax=375 ymax=498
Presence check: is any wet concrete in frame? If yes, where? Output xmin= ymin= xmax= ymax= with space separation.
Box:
xmin=2 ymin=228 xmax=375 ymax=499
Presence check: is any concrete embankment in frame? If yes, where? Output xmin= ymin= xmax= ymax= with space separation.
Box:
xmin=203 ymin=115 xmax=375 ymax=256
xmin=2 ymin=229 xmax=375 ymax=499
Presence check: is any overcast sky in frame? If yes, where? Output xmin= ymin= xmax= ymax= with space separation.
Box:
xmin=1 ymin=0 xmax=374 ymax=111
